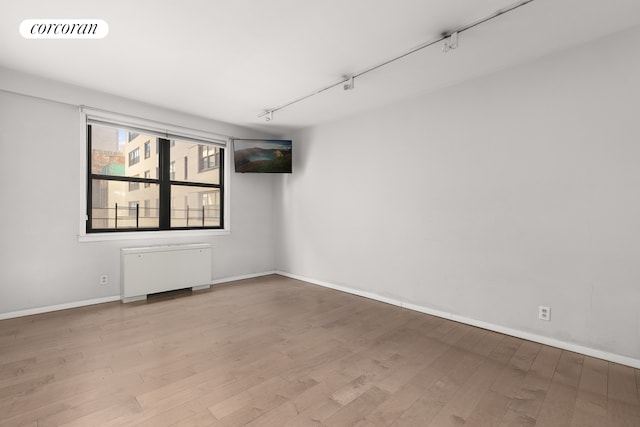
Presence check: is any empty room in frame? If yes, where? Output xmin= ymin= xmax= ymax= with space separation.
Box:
xmin=1 ymin=1 xmax=640 ymax=426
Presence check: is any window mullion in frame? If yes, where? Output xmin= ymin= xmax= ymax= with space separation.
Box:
xmin=158 ymin=138 xmax=171 ymax=229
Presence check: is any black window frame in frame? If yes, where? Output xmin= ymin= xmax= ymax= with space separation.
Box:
xmin=86 ymin=124 xmax=225 ymax=233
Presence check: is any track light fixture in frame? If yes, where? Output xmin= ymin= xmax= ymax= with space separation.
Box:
xmin=343 ymin=76 xmax=355 ymax=91
xmin=261 ymin=110 xmax=273 ymax=122
xmin=442 ymin=31 xmax=459 ymax=53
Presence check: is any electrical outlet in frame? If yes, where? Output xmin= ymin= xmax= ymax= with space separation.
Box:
xmin=538 ymin=305 xmax=550 ymax=321
xmin=99 ymin=275 xmax=108 ymax=285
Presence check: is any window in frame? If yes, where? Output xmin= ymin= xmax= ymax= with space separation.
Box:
xmin=199 ymin=145 xmax=219 ymax=171
xmin=129 ymin=174 xmax=140 ymax=191
xmin=128 ymin=201 xmax=139 ymax=217
xmin=128 ymin=148 xmax=140 ymax=166
xmin=87 ymin=123 xmax=224 ymax=233
xmin=169 ymin=139 xmax=222 ymax=228
xmin=169 ymin=161 xmax=176 ymax=180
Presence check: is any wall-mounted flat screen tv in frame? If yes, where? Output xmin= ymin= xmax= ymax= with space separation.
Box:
xmin=233 ymin=139 xmax=292 ymax=173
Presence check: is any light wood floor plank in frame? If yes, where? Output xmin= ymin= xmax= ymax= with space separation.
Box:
xmin=498 ymin=344 xmax=562 ymax=426
xmin=534 ymin=351 xmax=584 ymax=426
xmin=607 ymin=362 xmax=640 ymax=426
xmin=390 ymin=329 xmax=506 ymax=426
xmin=461 ymin=340 xmax=541 ymax=426
xmin=324 ymin=386 xmax=390 ymax=426
xmin=569 ymin=356 xmax=608 ymax=427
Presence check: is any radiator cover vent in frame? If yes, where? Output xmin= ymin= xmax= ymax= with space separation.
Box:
xmin=120 ymin=243 xmax=212 ymax=303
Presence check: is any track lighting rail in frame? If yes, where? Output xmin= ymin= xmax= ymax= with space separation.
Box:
xmin=258 ymin=0 xmax=535 ymax=121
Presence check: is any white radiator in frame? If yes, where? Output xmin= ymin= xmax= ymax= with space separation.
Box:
xmin=120 ymin=243 xmax=212 ymax=303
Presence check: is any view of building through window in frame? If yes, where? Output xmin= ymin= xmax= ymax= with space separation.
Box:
xmin=89 ymin=124 xmax=222 ymax=231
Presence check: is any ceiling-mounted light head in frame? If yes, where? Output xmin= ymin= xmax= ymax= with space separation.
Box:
xmin=442 ymin=31 xmax=459 ymax=53
xmin=343 ymin=76 xmax=355 ymax=91
xmin=257 ymin=110 xmax=274 ymax=121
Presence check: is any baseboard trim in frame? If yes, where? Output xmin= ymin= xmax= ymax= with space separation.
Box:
xmin=0 ymin=271 xmax=278 ymax=321
xmin=210 ymin=270 xmax=277 ymax=285
xmin=276 ymin=271 xmax=640 ymax=369
xmin=277 ymin=271 xmax=404 ymax=308
xmin=0 ymin=295 xmax=121 ymax=321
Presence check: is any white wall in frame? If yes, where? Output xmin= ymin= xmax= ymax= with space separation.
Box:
xmin=0 ymin=68 xmax=278 ymax=316
xmin=276 ymin=26 xmax=640 ymax=362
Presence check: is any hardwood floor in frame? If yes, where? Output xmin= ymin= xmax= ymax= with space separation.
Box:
xmin=1 ymin=275 xmax=639 ymax=426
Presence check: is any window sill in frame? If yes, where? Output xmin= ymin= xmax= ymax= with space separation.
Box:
xmin=78 ymin=229 xmax=230 ymax=243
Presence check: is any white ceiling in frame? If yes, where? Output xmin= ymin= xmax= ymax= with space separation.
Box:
xmin=2 ymin=0 xmax=640 ymax=134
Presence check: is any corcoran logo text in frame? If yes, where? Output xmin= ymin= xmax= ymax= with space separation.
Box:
xmin=20 ymin=19 xmax=108 ymax=39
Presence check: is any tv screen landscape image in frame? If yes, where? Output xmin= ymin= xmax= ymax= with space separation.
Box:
xmin=233 ymin=139 xmax=292 ymax=173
